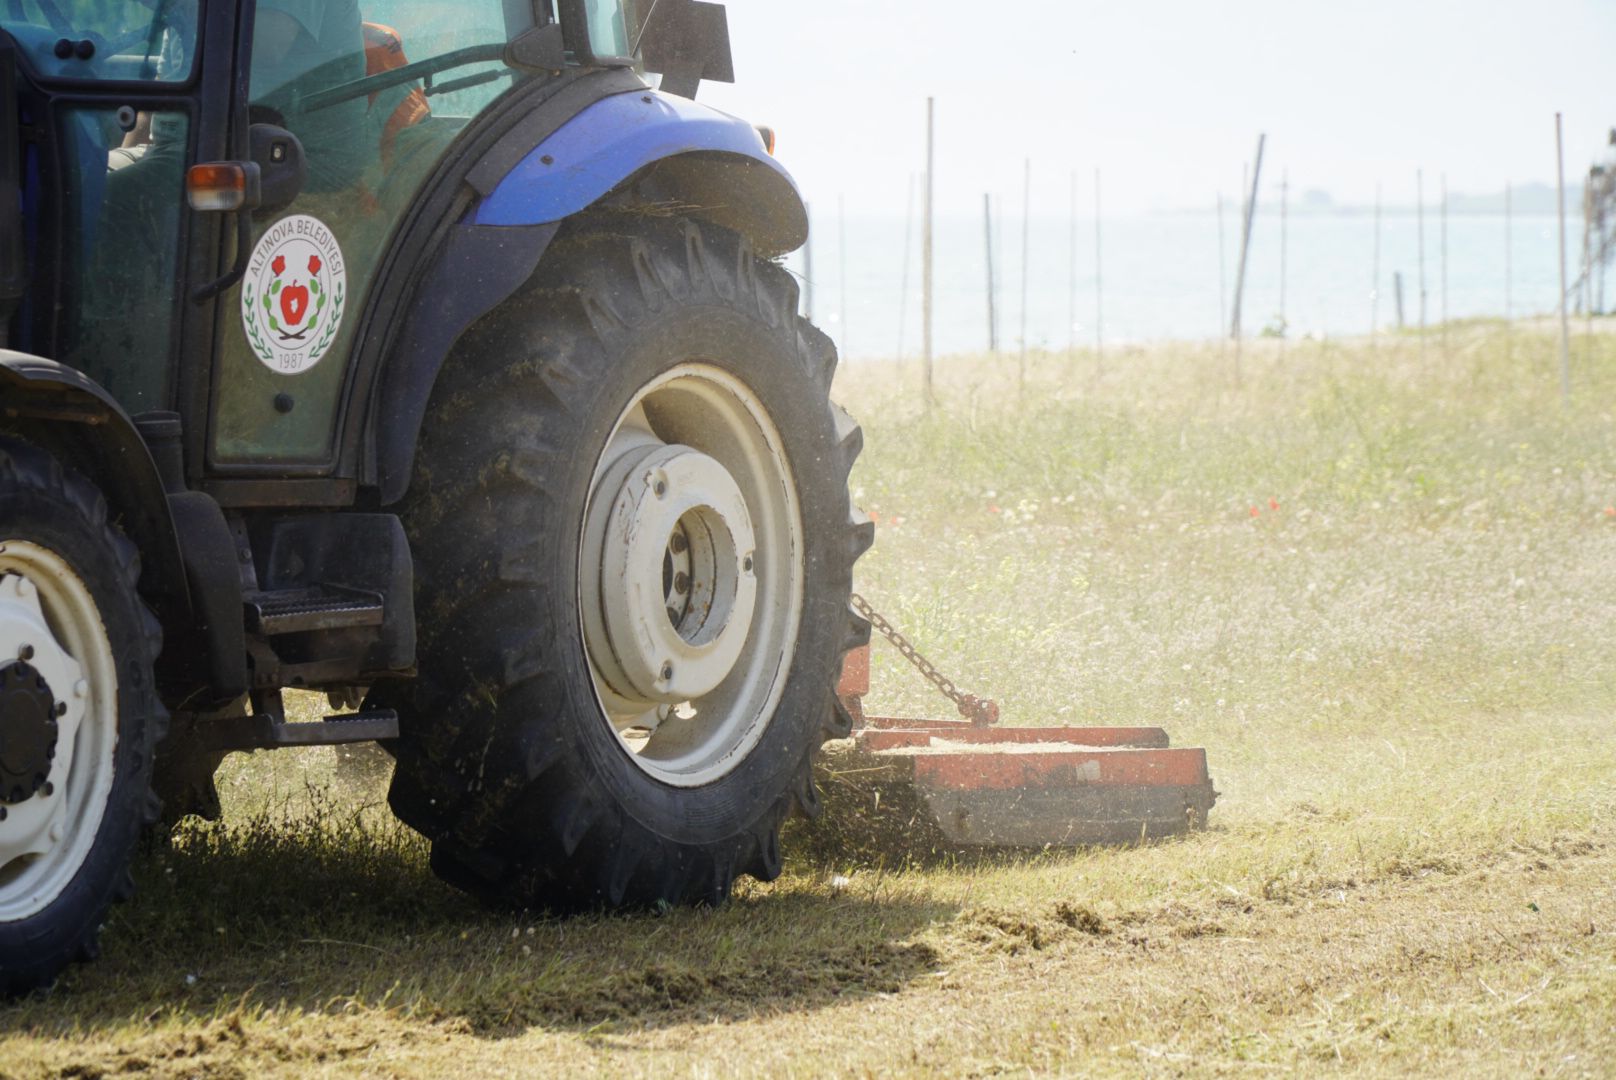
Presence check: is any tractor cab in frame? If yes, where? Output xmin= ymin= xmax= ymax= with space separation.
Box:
xmin=2 ymin=0 xmax=732 ymax=462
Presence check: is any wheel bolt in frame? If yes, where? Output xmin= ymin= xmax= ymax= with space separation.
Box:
xmin=670 ymin=532 xmax=688 ymax=555
xmin=660 ymin=662 xmax=674 ymax=682
xmin=17 ymin=644 xmax=32 ymax=661
xmin=653 ymin=479 xmax=668 ymax=498
xmin=55 ymin=702 xmax=65 ymax=717
xmin=40 ymin=780 xmax=52 ymax=798
xmin=673 ymin=572 xmax=691 ymax=595
xmin=743 ymin=555 xmax=754 ymax=573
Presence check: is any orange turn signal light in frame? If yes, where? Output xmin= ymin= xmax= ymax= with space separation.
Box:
xmin=755 ymin=125 xmax=776 ymax=156
xmin=186 ymin=162 xmax=258 ymax=212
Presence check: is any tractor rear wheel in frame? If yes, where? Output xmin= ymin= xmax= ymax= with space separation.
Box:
xmin=0 ymin=438 xmax=165 ymax=994
xmin=381 ymin=217 xmax=869 ymax=910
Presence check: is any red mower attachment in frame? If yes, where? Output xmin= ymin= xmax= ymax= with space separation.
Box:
xmin=832 ymin=597 xmax=1217 ymax=849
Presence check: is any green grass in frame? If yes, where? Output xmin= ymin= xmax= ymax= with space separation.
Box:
xmin=3 ymin=324 xmax=1615 ymax=1078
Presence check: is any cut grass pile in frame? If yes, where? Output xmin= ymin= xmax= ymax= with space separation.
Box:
xmin=3 ymin=324 xmax=1614 ymax=1078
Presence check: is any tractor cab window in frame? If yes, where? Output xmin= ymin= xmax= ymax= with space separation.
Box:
xmin=0 ymin=0 xmax=198 ymax=82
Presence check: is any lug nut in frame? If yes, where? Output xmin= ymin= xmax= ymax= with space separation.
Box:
xmin=17 ymin=644 xmax=32 ymax=661
xmin=653 ymin=479 xmax=668 ymax=498
xmin=660 ymin=662 xmax=674 ymax=682
xmin=55 ymin=702 xmax=66 ymax=717
xmin=41 ymin=782 xmax=53 ymax=798
xmin=670 ymin=532 xmax=688 ymax=555
xmin=673 ymin=572 xmax=691 ymax=595
xmin=743 ymin=555 xmax=755 ymax=573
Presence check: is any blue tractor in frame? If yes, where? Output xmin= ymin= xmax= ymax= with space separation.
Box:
xmin=0 ymin=0 xmax=867 ymax=993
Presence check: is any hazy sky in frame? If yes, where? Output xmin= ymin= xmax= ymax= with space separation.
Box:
xmin=700 ymin=0 xmax=1616 ymax=217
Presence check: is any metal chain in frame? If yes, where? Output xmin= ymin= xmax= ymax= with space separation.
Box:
xmin=850 ymin=593 xmax=999 ymax=727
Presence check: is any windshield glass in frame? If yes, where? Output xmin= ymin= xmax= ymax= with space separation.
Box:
xmin=0 ymin=0 xmax=199 ymax=82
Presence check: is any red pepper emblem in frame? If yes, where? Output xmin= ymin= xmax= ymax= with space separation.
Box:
xmin=280 ymin=281 xmax=310 ymax=327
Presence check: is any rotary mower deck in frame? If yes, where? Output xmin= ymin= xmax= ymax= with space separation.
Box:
xmin=831 ymin=603 xmax=1217 ymax=850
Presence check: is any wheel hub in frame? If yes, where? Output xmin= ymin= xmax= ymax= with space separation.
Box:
xmin=590 ymin=444 xmax=758 ymax=704
xmin=0 ymin=660 xmax=59 ymax=806
xmin=0 ymin=563 xmax=93 ymax=900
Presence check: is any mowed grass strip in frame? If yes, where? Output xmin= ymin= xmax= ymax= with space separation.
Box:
xmin=2 ymin=324 xmax=1613 ymax=1078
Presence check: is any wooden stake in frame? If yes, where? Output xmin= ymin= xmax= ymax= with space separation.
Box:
xmin=1094 ymin=167 xmax=1103 ymax=370
xmin=1505 ymin=179 xmax=1513 ymax=364
xmin=1217 ymin=191 xmax=1228 ymax=347
xmin=1068 ymin=171 xmax=1077 ymax=359
xmin=1229 ymin=133 xmax=1267 ymax=383
xmin=984 ymin=193 xmax=997 ymax=353
xmin=897 ymin=172 xmax=915 ymax=361
xmin=1584 ymin=173 xmax=1595 ymax=352
xmin=1019 ymin=157 xmax=1031 ymax=391
xmin=1440 ymin=172 xmax=1448 ymax=358
xmin=1279 ymin=169 xmax=1289 ymax=358
xmin=838 ymin=194 xmax=849 ymax=359
xmin=923 ymin=97 xmax=934 ymax=408
xmin=1557 ymin=112 xmax=1572 ymax=406
xmin=1417 ymin=169 xmax=1426 ymax=362
xmin=1371 ymin=183 xmax=1382 ymax=344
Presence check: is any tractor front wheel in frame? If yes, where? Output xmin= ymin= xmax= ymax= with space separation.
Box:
xmin=382 ymin=217 xmax=869 ymax=909
xmin=0 ymin=438 xmax=165 ymax=994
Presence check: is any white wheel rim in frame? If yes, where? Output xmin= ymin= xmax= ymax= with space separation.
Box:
xmin=0 ymin=542 xmax=118 ymax=922
xmin=579 ymin=364 xmax=804 ymax=787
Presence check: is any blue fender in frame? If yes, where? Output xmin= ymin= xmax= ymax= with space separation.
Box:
xmin=470 ymin=89 xmax=808 ymax=257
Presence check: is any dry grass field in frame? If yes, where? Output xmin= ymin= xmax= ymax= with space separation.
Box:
xmin=3 ymin=323 xmax=1614 ymax=1078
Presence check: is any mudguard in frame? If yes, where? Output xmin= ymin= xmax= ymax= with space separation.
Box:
xmin=471 ymin=88 xmax=808 ymax=255
xmin=0 ymin=353 xmax=185 ymax=609
xmin=372 ymin=84 xmax=809 ymax=505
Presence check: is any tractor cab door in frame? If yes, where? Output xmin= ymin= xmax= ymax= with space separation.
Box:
xmin=0 ymin=0 xmax=204 ymax=415
xmin=208 ymin=0 xmax=531 ymax=476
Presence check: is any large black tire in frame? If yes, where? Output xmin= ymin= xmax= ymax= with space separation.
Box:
xmin=378 ymin=217 xmax=870 ymax=910
xmin=0 ymin=437 xmax=166 ymax=995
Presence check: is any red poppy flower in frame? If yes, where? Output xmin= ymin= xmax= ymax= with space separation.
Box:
xmin=308 ymin=254 xmax=323 ymax=276
xmin=1269 ymin=498 xmax=1280 ymax=511
xmin=271 ymin=254 xmax=285 ymax=276
xmin=1249 ymin=506 xmax=1260 ymax=517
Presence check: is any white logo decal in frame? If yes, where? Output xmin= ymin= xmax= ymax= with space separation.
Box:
xmin=241 ymin=214 xmax=348 ymax=375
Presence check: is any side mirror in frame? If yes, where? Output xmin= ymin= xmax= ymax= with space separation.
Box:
xmin=639 ymin=1 xmax=734 ymax=99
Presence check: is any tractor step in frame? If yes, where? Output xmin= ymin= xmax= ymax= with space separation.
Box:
xmin=246 ymin=587 xmax=385 ymax=635
xmin=201 ymin=709 xmax=400 ymax=751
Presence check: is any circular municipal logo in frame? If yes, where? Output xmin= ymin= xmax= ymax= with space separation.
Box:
xmin=241 ymin=214 xmax=347 ymax=375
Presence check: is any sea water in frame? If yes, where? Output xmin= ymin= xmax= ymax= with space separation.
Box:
xmin=790 ymin=210 xmax=1594 ymax=361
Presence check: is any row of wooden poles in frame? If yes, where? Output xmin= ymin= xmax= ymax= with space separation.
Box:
xmin=802 ymin=102 xmax=1612 ymax=408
